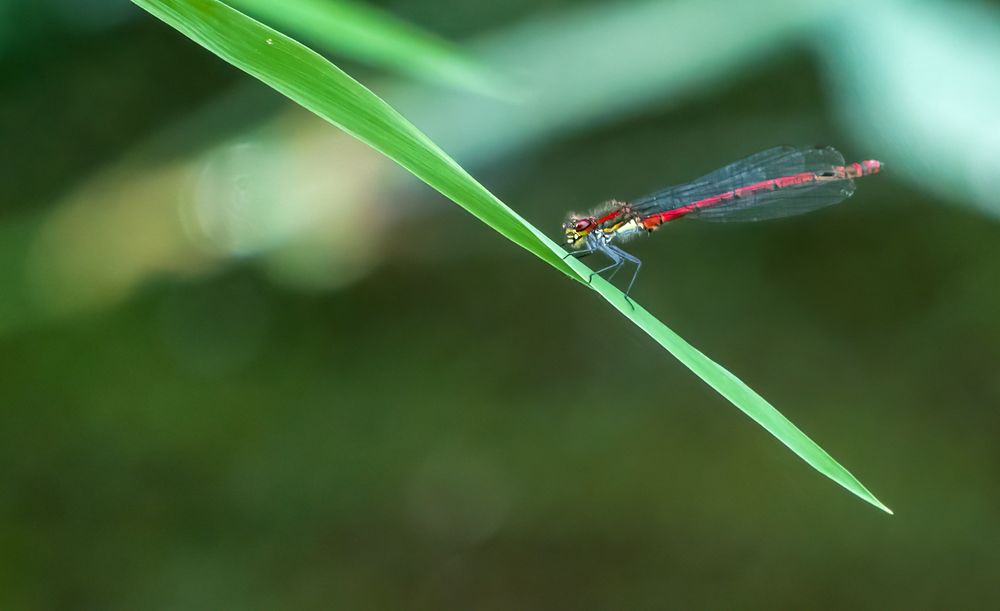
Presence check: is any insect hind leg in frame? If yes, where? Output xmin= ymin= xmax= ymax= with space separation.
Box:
xmin=607 ymin=245 xmax=642 ymax=307
xmin=586 ymin=246 xmax=623 ymax=285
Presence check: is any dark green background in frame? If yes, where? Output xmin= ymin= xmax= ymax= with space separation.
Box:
xmin=3 ymin=1 xmax=999 ymax=609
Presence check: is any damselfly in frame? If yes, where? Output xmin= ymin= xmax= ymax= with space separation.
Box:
xmin=562 ymin=145 xmax=882 ymax=295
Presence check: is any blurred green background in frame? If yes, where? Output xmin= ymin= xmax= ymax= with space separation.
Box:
xmin=3 ymin=0 xmax=1000 ymax=609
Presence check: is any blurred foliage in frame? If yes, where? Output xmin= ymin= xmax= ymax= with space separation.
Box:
xmin=821 ymin=0 xmax=1000 ymax=220
xmin=224 ymin=0 xmax=509 ymax=97
xmin=2 ymin=0 xmax=1000 ymax=609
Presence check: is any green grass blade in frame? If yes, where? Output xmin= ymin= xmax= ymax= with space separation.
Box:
xmin=224 ymin=0 xmax=507 ymax=97
xmin=576 ymin=269 xmax=893 ymax=515
xmin=131 ymin=0 xmax=892 ymax=514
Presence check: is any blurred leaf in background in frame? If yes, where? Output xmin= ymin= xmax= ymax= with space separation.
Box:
xmin=819 ymin=0 xmax=1000 ymax=220
xmin=225 ymin=0 xmax=510 ymax=97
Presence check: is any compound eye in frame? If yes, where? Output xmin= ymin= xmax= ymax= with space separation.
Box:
xmin=574 ymin=219 xmax=592 ymax=232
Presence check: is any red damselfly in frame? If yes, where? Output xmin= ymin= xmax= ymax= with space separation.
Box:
xmin=562 ymin=145 xmax=882 ymax=295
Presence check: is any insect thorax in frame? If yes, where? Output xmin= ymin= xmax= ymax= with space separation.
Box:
xmin=588 ymin=200 xmax=646 ymax=244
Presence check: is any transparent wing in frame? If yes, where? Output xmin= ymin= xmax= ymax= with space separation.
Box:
xmin=691 ymin=178 xmax=854 ymax=222
xmin=631 ymin=145 xmax=856 ymax=222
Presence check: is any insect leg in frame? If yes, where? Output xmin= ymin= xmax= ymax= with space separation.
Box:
xmin=586 ymin=247 xmax=623 ymax=285
xmin=562 ymin=247 xmax=596 ymax=260
xmin=608 ymin=245 xmax=642 ymax=306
